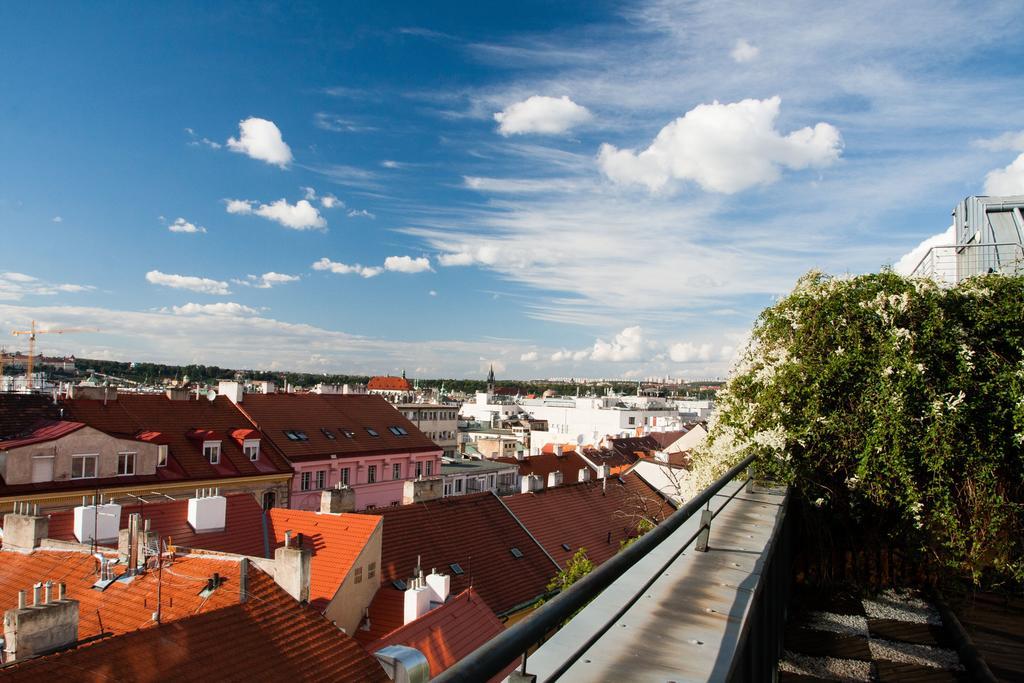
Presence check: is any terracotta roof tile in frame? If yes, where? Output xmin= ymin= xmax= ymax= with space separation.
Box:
xmin=235 ymin=393 xmax=439 ymax=462
xmin=43 ymin=493 xmax=268 ymax=557
xmin=503 ymin=475 xmax=674 ymax=568
xmin=370 ymin=587 xmax=510 ymax=680
xmin=367 ymin=376 xmax=412 ymax=391
xmin=266 ymin=509 xmax=382 ymax=611
xmin=495 ymin=450 xmax=590 ymax=484
xmin=0 ymin=560 xmax=388 ymax=682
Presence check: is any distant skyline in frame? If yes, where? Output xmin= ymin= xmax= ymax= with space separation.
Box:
xmin=2 ymin=1 xmax=1024 ymax=379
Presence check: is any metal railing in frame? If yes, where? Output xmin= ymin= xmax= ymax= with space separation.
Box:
xmin=433 ymin=453 xmax=759 ymax=683
xmin=910 ymin=242 xmax=1024 ymax=283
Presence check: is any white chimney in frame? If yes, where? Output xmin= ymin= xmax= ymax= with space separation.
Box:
xmin=547 ymin=471 xmax=563 ymax=488
xmin=403 ymin=579 xmax=432 ymax=625
xmin=425 ymin=570 xmax=450 ymax=604
xmin=578 ymin=468 xmax=591 ymax=483
xmin=187 ymin=489 xmax=227 ymax=532
xmin=597 ymin=464 xmax=610 ymax=480
xmin=217 ymin=380 xmax=244 ymax=404
xmin=520 ymin=474 xmax=542 ymax=493
xmin=73 ymin=499 xmax=122 ymax=545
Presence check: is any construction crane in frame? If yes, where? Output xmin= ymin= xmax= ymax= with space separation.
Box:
xmin=11 ymin=320 xmax=97 ymax=391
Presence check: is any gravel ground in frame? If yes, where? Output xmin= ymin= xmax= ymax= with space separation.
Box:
xmin=778 ymin=651 xmax=873 ymax=681
xmin=868 ymin=638 xmax=963 ymax=670
xmin=862 ymin=588 xmax=942 ymax=625
xmin=804 ymin=610 xmax=870 ymax=636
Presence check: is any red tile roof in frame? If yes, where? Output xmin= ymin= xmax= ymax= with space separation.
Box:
xmin=266 ymin=508 xmax=382 ymax=611
xmin=503 ymin=475 xmax=675 ymax=568
xmin=0 ymin=420 xmax=85 ymax=450
xmin=371 ymin=588 xmax=510 ymax=680
xmin=61 ymin=394 xmax=293 ymax=480
xmin=42 ymin=493 xmax=269 ymax=557
xmin=580 ymin=446 xmax=638 ymax=475
xmin=0 ymin=394 xmax=60 ymax=440
xmin=606 ymin=435 xmax=662 ymax=460
xmin=235 ymin=393 xmax=439 ymax=462
xmin=0 ymin=550 xmax=242 ymax=640
xmin=358 ymin=493 xmax=557 ymax=640
xmin=367 ymin=375 xmax=412 ymax=391
xmin=0 ymin=560 xmax=388 ymax=682
xmin=495 ymin=450 xmax=591 ymax=485
xmin=648 ymin=429 xmax=690 ymax=449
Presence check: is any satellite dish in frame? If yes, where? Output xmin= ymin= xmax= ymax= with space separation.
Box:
xmin=206 ymin=389 xmax=217 ymax=401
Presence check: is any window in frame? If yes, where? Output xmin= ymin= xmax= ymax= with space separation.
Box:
xmin=392 ymin=579 xmax=407 ymax=591
xmin=628 ymin=417 xmax=636 ymax=425
xmin=340 ymin=467 xmax=350 ymax=485
xmin=454 ymin=479 xmax=463 ymax=493
xmin=300 ymin=471 xmax=311 ymax=491
xmin=561 ymin=543 xmax=572 ymax=552
xmin=392 ymin=463 xmax=401 ymax=480
xmin=415 ymin=462 xmax=423 ymax=478
xmin=117 ymin=452 xmax=136 ymax=476
xmin=157 ymin=444 xmax=168 ymax=467
xmin=321 ymin=428 xmax=336 ymax=440
xmin=444 ymin=483 xmax=452 ymax=496
xmin=340 ymin=429 xmax=355 ymax=439
xmin=315 ymin=470 xmax=326 ymax=489
xmin=243 ymin=439 xmax=260 ymax=461
xmin=203 ymin=441 xmax=221 ymax=464
xmin=449 ymin=563 xmax=464 ymax=575
xmin=367 ymin=465 xmax=377 ymax=483
xmin=368 ymin=562 xmax=376 ymax=579
xmin=510 ymin=547 xmax=524 ymax=559
xmin=354 ymin=566 xmax=363 ymax=584
xmin=283 ymin=430 xmax=308 ymax=441
xmin=71 ymin=454 xmax=97 ymax=479
xmin=366 ymin=428 xmax=379 ymax=437
xmin=388 ymin=426 xmax=401 ymax=436
xmin=426 ymin=461 xmax=432 ymax=476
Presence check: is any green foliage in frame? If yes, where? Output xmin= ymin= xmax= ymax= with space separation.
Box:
xmin=619 ymin=517 xmax=655 ymax=551
xmin=546 ymin=548 xmax=595 ymax=594
xmin=694 ymin=271 xmax=1024 ymax=585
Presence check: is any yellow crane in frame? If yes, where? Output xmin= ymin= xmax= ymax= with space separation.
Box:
xmin=11 ymin=320 xmax=97 ymax=390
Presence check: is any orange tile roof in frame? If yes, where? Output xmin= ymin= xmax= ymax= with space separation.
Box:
xmin=0 ymin=560 xmax=388 ymax=682
xmin=503 ymin=475 xmax=674 ymax=568
xmin=367 ymin=376 xmax=412 ymax=391
xmin=356 ymin=492 xmax=556 ymax=642
xmin=371 ymin=588 xmax=510 ymax=680
xmin=0 ymin=550 xmax=242 ymax=640
xmin=43 ymin=493 xmax=268 ymax=557
xmin=235 ymin=393 xmax=439 ymax=462
xmin=266 ymin=508 xmax=382 ymax=610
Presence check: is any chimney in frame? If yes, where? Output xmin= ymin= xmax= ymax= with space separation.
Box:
xmin=117 ymin=514 xmax=155 ymax=571
xmin=217 ymin=380 xmax=244 ymax=404
xmin=3 ymin=582 xmax=79 ymax=662
xmin=2 ymin=503 xmax=48 ymax=552
xmin=578 ymin=468 xmax=591 ymax=483
xmin=424 ymin=570 xmax=450 ymax=604
xmin=403 ymin=578 xmax=432 ymax=624
xmin=597 ymin=464 xmax=610 ymax=480
xmin=402 ymin=477 xmax=443 ymax=505
xmin=374 ymin=645 xmax=430 ymax=683
xmin=320 ymin=485 xmax=356 ymax=514
xmin=73 ymin=498 xmax=122 ymax=545
xmin=164 ymin=387 xmax=191 ymax=401
xmin=187 ymin=489 xmax=227 ymax=533
xmin=547 ymin=471 xmax=563 ymax=489
xmin=274 ymin=534 xmax=311 ymax=603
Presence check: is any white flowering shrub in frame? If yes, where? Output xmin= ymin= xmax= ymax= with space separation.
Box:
xmin=693 ymin=271 xmax=1024 ymax=584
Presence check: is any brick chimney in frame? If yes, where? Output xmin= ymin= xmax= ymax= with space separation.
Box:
xmin=402 ymin=477 xmax=443 ymax=505
xmin=274 ymin=531 xmax=311 ymax=603
xmin=3 ymin=582 xmax=78 ymax=662
xmin=320 ymin=485 xmax=356 ymax=514
xmin=2 ymin=503 xmax=48 ymax=553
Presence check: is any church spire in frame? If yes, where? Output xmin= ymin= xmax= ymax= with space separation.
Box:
xmin=487 ymin=364 xmax=495 ymax=392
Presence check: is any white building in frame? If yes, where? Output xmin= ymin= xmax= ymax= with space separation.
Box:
xmin=517 ymin=395 xmax=686 ymax=451
xmin=398 ymin=403 xmax=459 ymax=458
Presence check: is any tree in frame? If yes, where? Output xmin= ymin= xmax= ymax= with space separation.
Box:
xmin=546 ymin=548 xmax=594 ymax=595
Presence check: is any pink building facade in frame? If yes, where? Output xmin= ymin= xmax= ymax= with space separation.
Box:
xmin=289 ymin=450 xmax=441 ymax=511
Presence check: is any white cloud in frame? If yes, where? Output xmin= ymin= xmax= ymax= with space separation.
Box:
xmin=167 ymin=217 xmax=207 ymax=234
xmin=381 ymin=160 xmax=402 ymax=169
xmin=347 ymin=209 xmax=375 ymax=219
xmin=0 ymin=272 xmax=95 ymax=300
xmin=302 ymin=186 xmax=343 ymax=209
xmin=520 ymin=351 xmax=539 ymax=362
xmin=171 ymin=302 xmax=259 ymax=316
xmin=52 ymin=216 xmax=63 ymax=223
xmin=974 ymin=130 xmax=1024 ymax=152
xmin=226 ymin=117 xmax=293 ymax=167
xmin=494 ymin=95 xmax=592 ymax=136
xmin=730 ymin=38 xmax=760 ymax=63
xmin=983 ymin=153 xmax=1024 ymax=195
xmin=225 ymin=197 xmax=326 ymax=230
xmin=598 ymin=96 xmax=842 ymax=193
xmin=668 ymin=341 xmax=714 ymax=363
xmin=311 ymin=257 xmax=382 ymax=278
xmin=589 ymin=325 xmax=648 ymax=362
xmin=145 ymin=270 xmax=230 ymax=295
xmin=893 ymin=224 xmax=955 ymax=275
xmin=234 ymin=272 xmax=300 ymax=289
xmin=428 ymin=290 xmax=438 ymax=297
xmin=383 ymin=255 xmax=432 ymax=273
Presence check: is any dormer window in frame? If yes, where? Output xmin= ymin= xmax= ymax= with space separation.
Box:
xmin=243 ymin=439 xmax=260 ymax=461
xmin=203 ymin=441 xmax=221 ymax=465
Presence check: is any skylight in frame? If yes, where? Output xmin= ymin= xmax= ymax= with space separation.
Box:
xmin=510 ymin=547 xmax=524 ymax=559
xmin=387 ymin=426 xmax=408 ymax=436
xmin=321 ymin=428 xmax=336 ymax=440
xmin=561 ymin=543 xmax=572 ymax=552
xmin=366 ymin=428 xmax=380 ymax=437
xmin=392 ymin=579 xmax=407 ymax=591
xmin=449 ymin=563 xmax=464 ymax=575
xmin=340 ymin=429 xmax=355 ymax=438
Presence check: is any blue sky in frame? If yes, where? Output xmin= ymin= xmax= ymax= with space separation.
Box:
xmin=2 ymin=1 xmax=1024 ymax=380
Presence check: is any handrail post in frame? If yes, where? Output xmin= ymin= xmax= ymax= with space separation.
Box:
xmin=695 ymin=507 xmax=713 ymax=552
